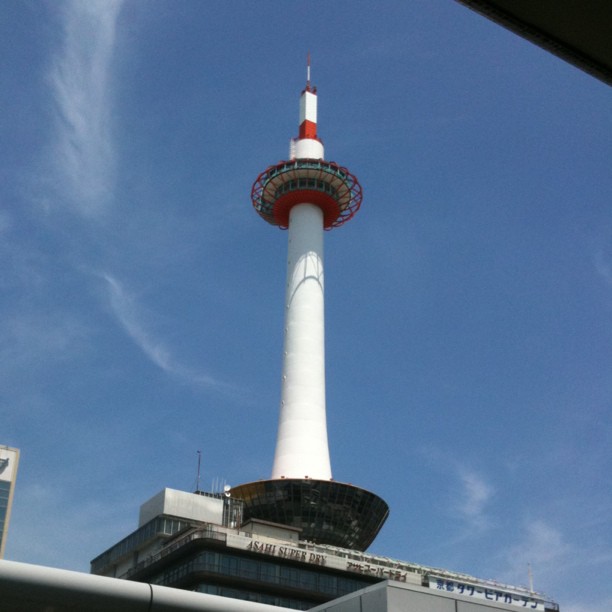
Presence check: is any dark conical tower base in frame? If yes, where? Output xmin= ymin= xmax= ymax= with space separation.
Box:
xmin=230 ymin=479 xmax=389 ymax=551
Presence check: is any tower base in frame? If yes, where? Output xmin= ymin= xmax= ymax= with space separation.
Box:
xmin=230 ymin=479 xmax=389 ymax=551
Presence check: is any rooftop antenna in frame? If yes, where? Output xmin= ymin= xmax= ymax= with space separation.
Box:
xmin=306 ymin=52 xmax=311 ymax=91
xmin=195 ymin=450 xmax=202 ymax=493
xmin=528 ymin=563 xmax=534 ymax=593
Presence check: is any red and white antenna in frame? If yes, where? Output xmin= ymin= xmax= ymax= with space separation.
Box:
xmin=297 ymin=55 xmax=320 ymax=154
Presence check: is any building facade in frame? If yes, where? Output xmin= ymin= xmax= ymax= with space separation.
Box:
xmin=91 ymin=488 xmax=558 ymax=612
xmin=0 ymin=445 xmax=19 ymax=559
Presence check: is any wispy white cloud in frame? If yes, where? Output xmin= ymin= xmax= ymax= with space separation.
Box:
xmin=562 ymin=596 xmax=612 ymax=612
xmin=0 ymin=209 xmax=12 ymax=234
xmin=594 ymin=251 xmax=612 ymax=287
xmin=416 ymin=447 xmax=494 ymax=535
xmin=498 ymin=517 xmax=612 ymax=606
xmin=48 ymin=0 xmax=124 ymax=216
xmin=504 ymin=520 xmax=569 ymax=578
xmin=0 ymin=311 xmax=88 ymax=375
xmin=100 ymin=272 xmax=225 ymax=390
xmin=497 ymin=519 xmax=570 ymax=600
xmin=8 ymin=480 xmax=135 ymax=571
xmin=455 ymin=466 xmax=494 ymax=529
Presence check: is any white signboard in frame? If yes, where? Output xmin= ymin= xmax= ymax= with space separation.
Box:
xmin=228 ymin=536 xmax=420 ymax=584
xmin=428 ymin=576 xmax=544 ymax=610
xmin=225 ymin=533 xmax=546 ymax=609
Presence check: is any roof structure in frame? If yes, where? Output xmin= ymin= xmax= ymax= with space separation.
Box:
xmin=455 ymin=0 xmax=612 ymax=85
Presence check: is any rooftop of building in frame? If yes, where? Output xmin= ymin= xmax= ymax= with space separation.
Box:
xmin=91 ymin=488 xmax=559 ymax=612
xmin=455 ymin=0 xmax=612 ymax=85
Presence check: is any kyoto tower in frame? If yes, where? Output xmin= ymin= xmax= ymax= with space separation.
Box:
xmin=231 ymin=62 xmax=389 ymax=551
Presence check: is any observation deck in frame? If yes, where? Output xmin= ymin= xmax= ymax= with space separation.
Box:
xmin=230 ymin=479 xmax=389 ymax=551
xmin=251 ymin=159 xmax=362 ymax=229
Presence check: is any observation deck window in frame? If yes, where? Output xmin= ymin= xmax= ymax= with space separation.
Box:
xmin=274 ymin=178 xmax=337 ymax=200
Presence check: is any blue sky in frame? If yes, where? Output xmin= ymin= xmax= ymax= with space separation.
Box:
xmin=2 ymin=1 xmax=611 ymax=610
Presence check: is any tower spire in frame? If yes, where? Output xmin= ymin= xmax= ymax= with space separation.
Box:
xmin=298 ymin=55 xmax=319 ymax=144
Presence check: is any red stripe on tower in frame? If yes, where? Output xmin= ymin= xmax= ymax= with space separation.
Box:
xmin=299 ymin=88 xmax=318 ymax=141
xmin=299 ymin=119 xmax=317 ymax=139
xmin=298 ymin=53 xmax=318 ymax=142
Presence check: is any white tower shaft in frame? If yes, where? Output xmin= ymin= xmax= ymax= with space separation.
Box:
xmin=271 ymin=203 xmax=332 ymax=480
xmin=238 ymin=63 xmax=387 ymax=552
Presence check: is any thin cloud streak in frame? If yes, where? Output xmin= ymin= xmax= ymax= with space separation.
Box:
xmin=0 ymin=312 xmax=88 ymax=376
xmin=456 ymin=467 xmax=493 ymax=528
xmin=594 ymin=251 xmax=612 ymax=287
xmin=499 ymin=518 xmax=612 ymax=601
xmin=499 ymin=520 xmax=569 ymax=593
xmin=48 ymin=0 xmax=123 ymax=216
xmin=100 ymin=272 xmax=224 ymax=390
xmin=416 ymin=448 xmax=495 ymax=552
xmin=563 ymin=596 xmax=612 ymax=612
